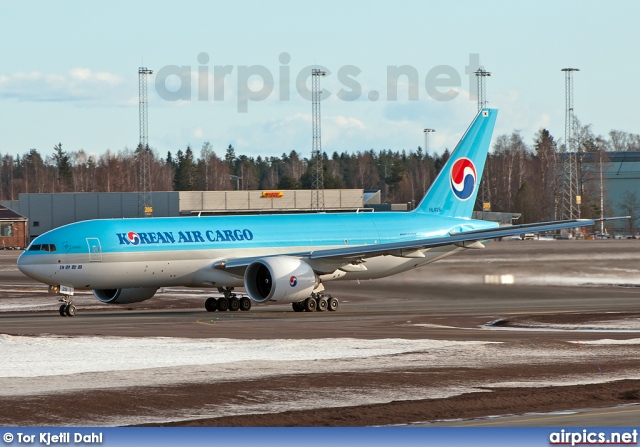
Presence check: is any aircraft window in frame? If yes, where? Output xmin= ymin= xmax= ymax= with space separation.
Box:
xmin=27 ymin=244 xmax=56 ymax=252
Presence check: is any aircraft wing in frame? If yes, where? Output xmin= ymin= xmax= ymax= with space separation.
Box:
xmin=308 ymin=217 xmax=625 ymax=260
xmin=223 ymin=217 xmax=627 ymax=270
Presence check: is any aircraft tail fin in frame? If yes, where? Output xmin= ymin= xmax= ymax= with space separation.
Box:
xmin=414 ymin=108 xmax=498 ymax=218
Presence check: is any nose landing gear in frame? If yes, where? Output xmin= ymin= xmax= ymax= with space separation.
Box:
xmin=50 ymin=285 xmax=76 ymax=317
xmin=57 ymin=295 xmax=76 ymax=317
xmin=59 ymin=301 xmax=76 ymax=317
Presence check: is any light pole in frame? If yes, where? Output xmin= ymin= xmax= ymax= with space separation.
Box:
xmin=269 ymin=157 xmax=279 ymax=188
xmin=599 ymin=148 xmax=604 ymax=236
xmin=229 ymin=175 xmax=243 ymax=190
xmin=378 ymin=163 xmax=389 ymax=202
xmin=423 ymin=129 xmax=435 ymax=154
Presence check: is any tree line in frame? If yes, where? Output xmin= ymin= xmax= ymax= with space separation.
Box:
xmin=1 ymin=123 xmax=639 ymax=225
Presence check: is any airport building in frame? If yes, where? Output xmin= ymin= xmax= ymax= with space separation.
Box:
xmin=584 ymin=151 xmax=640 ymax=215
xmin=1 ymin=189 xmax=367 ymax=240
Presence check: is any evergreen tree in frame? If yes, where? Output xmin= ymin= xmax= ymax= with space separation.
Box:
xmin=278 ymin=174 xmax=301 ymax=190
xmin=52 ymin=143 xmax=73 ymax=192
xmin=173 ymin=146 xmax=197 ymax=191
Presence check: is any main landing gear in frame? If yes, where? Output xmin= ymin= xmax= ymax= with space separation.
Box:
xmin=292 ymin=293 xmax=339 ymax=313
xmin=205 ymin=287 xmax=252 ymax=312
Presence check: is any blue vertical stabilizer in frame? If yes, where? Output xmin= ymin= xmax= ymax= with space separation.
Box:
xmin=414 ymin=108 xmax=498 ymax=218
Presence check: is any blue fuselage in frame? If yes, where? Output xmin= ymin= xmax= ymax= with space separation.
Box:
xmin=17 ymin=211 xmax=497 ymax=290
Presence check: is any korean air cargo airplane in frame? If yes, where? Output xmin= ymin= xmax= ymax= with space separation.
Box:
xmin=17 ymin=109 xmax=614 ymax=317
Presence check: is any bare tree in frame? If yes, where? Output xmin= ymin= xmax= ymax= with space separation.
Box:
xmin=618 ymin=190 xmax=639 ymax=235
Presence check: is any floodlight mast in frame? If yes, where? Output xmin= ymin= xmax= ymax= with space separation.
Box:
xmin=475 ymin=69 xmax=491 ymax=111
xmin=560 ymin=68 xmax=580 ymax=221
xmin=475 ymin=69 xmax=492 ymax=217
xmin=311 ymin=69 xmax=327 ymax=211
xmin=138 ymin=67 xmax=154 ymax=218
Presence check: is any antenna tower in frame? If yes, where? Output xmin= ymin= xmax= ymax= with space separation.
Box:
xmin=311 ymin=68 xmax=326 ymax=211
xmin=560 ymin=68 xmax=580 ymax=220
xmin=138 ymin=67 xmax=153 ymax=217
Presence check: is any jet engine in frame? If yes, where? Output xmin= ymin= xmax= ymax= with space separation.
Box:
xmin=244 ymin=256 xmax=317 ymax=304
xmin=92 ymin=287 xmax=158 ymax=304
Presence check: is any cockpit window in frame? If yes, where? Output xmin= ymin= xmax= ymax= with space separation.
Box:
xmin=28 ymin=244 xmax=56 ymax=252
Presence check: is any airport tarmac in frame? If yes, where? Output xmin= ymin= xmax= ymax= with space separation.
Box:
xmin=0 ymin=240 xmax=639 ymax=427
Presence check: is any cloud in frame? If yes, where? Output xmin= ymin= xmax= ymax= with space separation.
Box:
xmin=0 ymin=68 xmax=126 ymax=103
xmin=329 ymin=115 xmax=365 ymax=130
xmin=488 ymin=89 xmax=566 ymax=146
xmin=155 ymin=99 xmax=486 ymax=160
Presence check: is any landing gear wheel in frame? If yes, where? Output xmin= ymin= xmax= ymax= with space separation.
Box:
xmin=58 ymin=296 xmax=76 ymax=317
xmin=217 ymin=298 xmax=229 ymax=311
xmin=327 ymin=297 xmax=339 ymax=311
xmin=239 ymin=297 xmax=252 ymax=311
xmin=65 ymin=304 xmax=76 ymax=317
xmin=205 ymin=297 xmax=217 ymax=312
xmin=304 ymin=297 xmax=317 ymax=312
xmin=228 ymin=297 xmax=240 ymax=311
xmin=316 ymin=297 xmax=328 ymax=311
xmin=292 ymin=301 xmax=304 ymax=312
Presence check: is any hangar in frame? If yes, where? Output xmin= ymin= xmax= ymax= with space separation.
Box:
xmin=586 ymin=151 xmax=640 ymax=215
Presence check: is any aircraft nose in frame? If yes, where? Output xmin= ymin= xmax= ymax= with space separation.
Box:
xmin=17 ymin=251 xmax=28 ymax=273
xmin=17 ymin=251 xmax=36 ymax=278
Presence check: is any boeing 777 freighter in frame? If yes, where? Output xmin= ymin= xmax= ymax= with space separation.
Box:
xmin=17 ymin=109 xmax=615 ymax=316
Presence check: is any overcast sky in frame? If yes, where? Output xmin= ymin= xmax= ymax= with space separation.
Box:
xmin=1 ymin=1 xmax=639 ymax=160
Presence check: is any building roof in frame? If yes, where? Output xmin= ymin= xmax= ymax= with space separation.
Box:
xmin=581 ymin=151 xmax=640 ymax=163
xmin=0 ymin=205 xmax=27 ymax=221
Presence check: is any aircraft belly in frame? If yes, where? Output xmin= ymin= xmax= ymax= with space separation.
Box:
xmin=41 ymin=255 xmax=240 ymax=290
xmin=335 ymin=245 xmax=464 ymax=281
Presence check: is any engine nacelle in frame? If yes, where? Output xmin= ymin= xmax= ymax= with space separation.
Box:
xmin=244 ymin=256 xmax=317 ymax=304
xmin=93 ymin=287 xmax=158 ymax=304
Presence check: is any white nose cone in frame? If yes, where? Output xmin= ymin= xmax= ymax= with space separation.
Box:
xmin=17 ymin=251 xmax=45 ymax=283
xmin=17 ymin=252 xmax=29 ymax=275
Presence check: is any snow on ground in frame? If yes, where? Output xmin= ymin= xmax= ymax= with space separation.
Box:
xmin=384 ymin=265 xmax=640 ymax=288
xmin=3 ymin=334 xmax=640 ymax=425
xmin=0 ymin=335 xmax=491 ymax=379
xmin=0 ymin=286 xmax=212 ymax=312
xmin=1 ymin=335 xmax=639 ymax=400
xmin=569 ymin=338 xmax=640 ymax=345
xmin=0 ymin=335 xmax=499 ymax=398
xmin=482 ymin=321 xmax=640 ymax=333
xmin=435 ymin=251 xmax=640 ymax=264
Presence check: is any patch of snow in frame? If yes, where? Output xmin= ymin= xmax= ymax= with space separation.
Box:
xmin=0 ymin=335 xmax=491 ymax=379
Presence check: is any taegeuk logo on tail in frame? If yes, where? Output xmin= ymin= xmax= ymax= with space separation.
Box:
xmin=450 ymin=158 xmax=477 ymax=201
